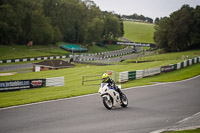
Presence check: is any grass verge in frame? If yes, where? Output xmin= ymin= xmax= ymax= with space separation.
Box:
xmin=163 ymin=128 xmax=200 ymax=133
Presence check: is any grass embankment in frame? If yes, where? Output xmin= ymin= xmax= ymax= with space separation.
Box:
xmin=0 ymin=49 xmax=200 ymax=108
xmin=0 ymin=44 xmax=67 ymax=60
xmin=0 ymin=43 xmax=126 ymax=60
xmin=123 ymin=21 xmax=155 ymax=43
xmin=163 ymin=129 xmax=200 ymax=133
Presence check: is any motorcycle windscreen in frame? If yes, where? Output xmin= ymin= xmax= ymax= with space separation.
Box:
xmin=100 ymin=83 xmax=108 ymax=88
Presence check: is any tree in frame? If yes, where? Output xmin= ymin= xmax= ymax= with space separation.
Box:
xmin=85 ymin=18 xmax=104 ymax=45
xmin=0 ymin=0 xmax=123 ymax=45
xmin=190 ymin=6 xmax=200 ymax=49
xmin=52 ymin=26 xmax=63 ymax=43
xmin=154 ymin=5 xmax=198 ymax=52
xmin=167 ymin=5 xmax=195 ymax=51
xmin=154 ymin=17 xmax=160 ymax=25
xmin=0 ymin=4 xmax=19 ymax=44
xmin=154 ymin=17 xmax=170 ymax=51
xmin=30 ymin=11 xmax=54 ymax=45
xmin=103 ymin=12 xmax=122 ymax=40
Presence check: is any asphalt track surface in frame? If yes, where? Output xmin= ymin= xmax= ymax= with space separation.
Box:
xmin=0 ymin=76 xmax=200 ymax=133
xmin=0 ymin=63 xmax=33 ymax=72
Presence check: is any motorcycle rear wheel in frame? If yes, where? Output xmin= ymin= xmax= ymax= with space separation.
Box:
xmin=121 ymin=93 xmax=128 ymax=108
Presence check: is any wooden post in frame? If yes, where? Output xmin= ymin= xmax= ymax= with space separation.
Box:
xmin=82 ymin=76 xmax=84 ymax=85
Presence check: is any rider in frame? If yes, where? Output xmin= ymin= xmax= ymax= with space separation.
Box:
xmin=101 ymin=73 xmax=122 ymax=96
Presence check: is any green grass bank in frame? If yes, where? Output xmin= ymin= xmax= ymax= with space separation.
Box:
xmin=123 ymin=21 xmax=155 ymax=43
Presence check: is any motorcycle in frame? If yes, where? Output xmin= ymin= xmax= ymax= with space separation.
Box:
xmin=98 ymin=83 xmax=128 ymax=110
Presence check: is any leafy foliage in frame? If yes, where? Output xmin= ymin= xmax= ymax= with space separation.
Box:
xmin=0 ymin=0 xmax=123 ymax=46
xmin=154 ymin=5 xmax=200 ymax=52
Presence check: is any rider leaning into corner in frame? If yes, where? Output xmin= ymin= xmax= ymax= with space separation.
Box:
xmin=101 ymin=73 xmax=123 ymax=96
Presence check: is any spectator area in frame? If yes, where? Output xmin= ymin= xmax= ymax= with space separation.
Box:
xmin=60 ymin=44 xmax=88 ymax=53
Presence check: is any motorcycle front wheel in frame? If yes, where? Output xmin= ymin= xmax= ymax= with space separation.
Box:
xmin=103 ymin=96 xmax=113 ymax=110
xmin=121 ymin=93 xmax=128 ymax=108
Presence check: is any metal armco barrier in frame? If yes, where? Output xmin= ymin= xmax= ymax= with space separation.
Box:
xmin=119 ymin=71 xmax=128 ymax=83
xmin=0 ymin=55 xmax=68 ymax=64
xmin=184 ymin=60 xmax=187 ymax=67
xmin=181 ymin=62 xmax=184 ymax=68
xmin=136 ymin=70 xmax=144 ymax=79
xmin=118 ymin=56 xmax=200 ymax=83
xmin=177 ymin=63 xmax=181 ymax=70
xmin=196 ymin=57 xmax=198 ymax=62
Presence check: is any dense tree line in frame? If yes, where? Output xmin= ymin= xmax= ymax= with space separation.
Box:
xmin=122 ymin=13 xmax=153 ymax=23
xmin=154 ymin=5 xmax=200 ymax=52
xmin=0 ymin=0 xmax=124 ymax=46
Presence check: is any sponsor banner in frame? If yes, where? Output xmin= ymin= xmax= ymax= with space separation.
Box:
xmin=161 ymin=65 xmax=174 ymax=72
xmin=30 ymin=79 xmax=45 ymax=88
xmin=0 ymin=79 xmax=46 ymax=92
xmin=143 ymin=67 xmax=161 ymax=77
xmin=103 ymin=41 xmax=156 ymax=48
xmin=128 ymin=71 xmax=136 ymax=80
xmin=0 ymin=80 xmax=31 ymax=91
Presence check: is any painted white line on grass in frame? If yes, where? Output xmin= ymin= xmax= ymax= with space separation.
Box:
xmin=0 ymin=75 xmax=200 ymax=111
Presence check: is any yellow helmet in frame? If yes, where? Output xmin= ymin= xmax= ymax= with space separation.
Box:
xmin=102 ymin=73 xmax=108 ymax=79
xmin=102 ymin=73 xmax=109 ymax=82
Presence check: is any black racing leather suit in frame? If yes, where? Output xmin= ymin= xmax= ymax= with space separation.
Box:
xmin=102 ymin=78 xmax=122 ymax=95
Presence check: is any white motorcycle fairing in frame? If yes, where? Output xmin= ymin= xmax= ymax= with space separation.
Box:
xmin=98 ymin=83 xmax=122 ymax=107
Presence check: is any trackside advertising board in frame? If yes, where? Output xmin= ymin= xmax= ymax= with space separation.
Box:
xmin=0 ymin=79 xmax=46 ymax=92
xmin=143 ymin=67 xmax=161 ymax=77
xmin=161 ymin=65 xmax=174 ymax=72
